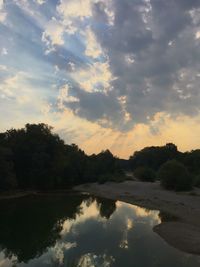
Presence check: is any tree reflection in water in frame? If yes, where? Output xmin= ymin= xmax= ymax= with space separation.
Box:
xmin=0 ymin=194 xmax=117 ymax=265
xmin=0 ymin=194 xmax=85 ymax=263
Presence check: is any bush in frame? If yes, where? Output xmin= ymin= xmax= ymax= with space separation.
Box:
xmin=98 ymin=174 xmax=110 ymax=184
xmin=158 ymin=160 xmax=192 ymax=191
xmin=98 ymin=172 xmax=126 ymax=184
xmin=134 ymin=167 xmax=156 ymax=182
xmin=109 ymin=174 xmax=126 ymax=183
xmin=193 ymin=174 xmax=200 ymax=188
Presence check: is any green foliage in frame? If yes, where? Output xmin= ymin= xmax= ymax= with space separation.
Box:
xmin=129 ymin=144 xmax=200 ymax=188
xmin=0 ymin=146 xmax=17 ymax=190
xmin=96 ymin=198 xmax=116 ymax=219
xmin=193 ymin=174 xmax=200 ymax=188
xmin=129 ymin=143 xmax=179 ymax=171
xmin=181 ymin=150 xmax=200 ymax=175
xmin=1 ymin=123 xmax=200 ymax=192
xmin=0 ymin=124 xmax=123 ymax=191
xmin=158 ymin=160 xmax=192 ymax=191
xmin=134 ymin=167 xmax=156 ymax=182
xmin=98 ymin=174 xmax=111 ymax=184
xmin=109 ymin=173 xmax=126 ymax=183
xmin=98 ymin=171 xmax=126 ymax=184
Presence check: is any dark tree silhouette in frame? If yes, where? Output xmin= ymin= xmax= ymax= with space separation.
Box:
xmin=0 ymin=123 xmax=122 ymax=191
xmin=129 ymin=143 xmax=180 ymax=171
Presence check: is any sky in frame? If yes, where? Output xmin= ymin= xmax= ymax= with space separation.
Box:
xmin=0 ymin=0 xmax=200 ymax=158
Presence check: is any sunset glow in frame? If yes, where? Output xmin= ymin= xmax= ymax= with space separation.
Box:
xmin=1 ymin=0 xmax=200 ymax=158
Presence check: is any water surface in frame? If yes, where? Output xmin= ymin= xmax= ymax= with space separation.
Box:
xmin=0 ymin=193 xmax=199 ymax=267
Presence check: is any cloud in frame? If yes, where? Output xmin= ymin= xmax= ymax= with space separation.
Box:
xmin=41 ymin=0 xmax=200 ymax=131
xmin=0 ymin=64 xmax=8 ymax=71
xmin=84 ymin=26 xmax=104 ymax=59
xmin=57 ymin=0 xmax=93 ymax=21
xmin=42 ymin=0 xmax=114 ymax=50
xmin=42 ymin=17 xmax=65 ymax=46
xmin=57 ymin=84 xmax=79 ymax=109
xmin=42 ymin=0 xmax=94 ymax=50
xmin=35 ymin=0 xmax=46 ymax=5
xmin=1 ymin=47 xmax=8 ymax=55
xmin=0 ymin=251 xmax=17 ymax=267
xmin=0 ymin=72 xmax=34 ymax=103
xmin=87 ymin=0 xmax=200 ymax=128
xmin=2 ymin=0 xmax=200 ymax=157
xmin=71 ymin=61 xmax=115 ymax=93
xmin=0 ymin=0 xmax=6 ymax=22
xmin=0 ymin=11 xmax=6 ymax=23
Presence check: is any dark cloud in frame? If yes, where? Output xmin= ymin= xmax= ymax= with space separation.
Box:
xmin=61 ymin=0 xmax=200 ymax=131
xmin=66 ymin=86 xmax=122 ymax=127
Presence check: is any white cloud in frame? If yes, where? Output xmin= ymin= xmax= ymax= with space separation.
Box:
xmin=61 ymin=200 xmax=104 ymax=235
xmin=54 ymin=65 xmax=59 ymax=74
xmin=0 ymin=0 xmax=3 ymax=9
xmin=195 ymin=31 xmax=200 ymax=39
xmin=77 ymin=253 xmax=115 ymax=267
xmin=55 ymin=0 xmax=94 ymax=37
xmin=57 ymin=84 xmax=79 ymax=109
xmin=68 ymin=62 xmax=75 ymax=71
xmin=0 ymin=0 xmax=6 ymax=22
xmin=0 ymin=11 xmax=6 ymax=22
xmin=125 ymin=54 xmax=135 ymax=64
xmin=0 ymin=65 xmax=8 ymax=71
xmin=1 ymin=47 xmax=8 ymax=55
xmin=57 ymin=0 xmax=114 ymax=26
xmin=42 ymin=0 xmax=115 ymax=50
xmin=0 ymin=72 xmax=31 ymax=102
xmin=0 ymin=72 xmax=47 ymax=110
xmin=42 ymin=17 xmax=65 ymax=46
xmin=118 ymin=95 xmax=131 ymax=122
xmin=41 ymin=102 xmax=52 ymax=115
xmin=0 ymin=251 xmax=17 ymax=267
xmin=84 ymin=27 xmax=104 ymax=59
xmin=71 ymin=61 xmax=115 ymax=93
xmin=35 ymin=0 xmax=46 ymax=5
xmin=57 ymin=0 xmax=93 ymax=21
xmin=100 ymin=0 xmax=115 ymax=26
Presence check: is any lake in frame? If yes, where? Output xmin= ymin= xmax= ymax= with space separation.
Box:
xmin=0 ymin=193 xmax=199 ymax=267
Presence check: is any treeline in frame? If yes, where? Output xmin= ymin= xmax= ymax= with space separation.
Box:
xmin=0 ymin=123 xmax=123 ymax=191
xmin=129 ymin=143 xmax=200 ymax=190
xmin=1 ymin=123 xmax=200 ymax=192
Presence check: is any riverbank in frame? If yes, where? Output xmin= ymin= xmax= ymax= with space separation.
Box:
xmin=74 ymin=181 xmax=200 ymax=255
xmin=0 ymin=189 xmax=77 ymax=200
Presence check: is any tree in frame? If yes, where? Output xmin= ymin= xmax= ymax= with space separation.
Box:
xmin=0 ymin=123 xmax=124 ymax=191
xmin=0 ymin=146 xmax=17 ymax=190
xmin=129 ymin=143 xmax=179 ymax=171
xmin=134 ymin=167 xmax=156 ymax=182
xmin=182 ymin=150 xmax=200 ymax=175
xmin=158 ymin=160 xmax=192 ymax=191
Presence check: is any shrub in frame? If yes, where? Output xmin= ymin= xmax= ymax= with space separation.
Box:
xmin=158 ymin=160 xmax=192 ymax=191
xmin=98 ymin=174 xmax=110 ymax=184
xmin=134 ymin=167 xmax=156 ymax=182
xmin=109 ymin=174 xmax=126 ymax=183
xmin=98 ymin=172 xmax=126 ymax=184
xmin=193 ymin=174 xmax=200 ymax=188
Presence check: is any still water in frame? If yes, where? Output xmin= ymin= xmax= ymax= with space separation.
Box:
xmin=0 ymin=193 xmax=199 ymax=267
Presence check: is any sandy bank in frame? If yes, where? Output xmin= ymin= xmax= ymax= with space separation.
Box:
xmin=74 ymin=181 xmax=200 ymax=255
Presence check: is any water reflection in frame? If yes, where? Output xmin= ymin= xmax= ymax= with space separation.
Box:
xmin=0 ymin=194 xmax=199 ymax=267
